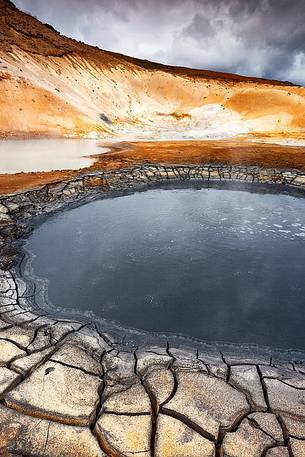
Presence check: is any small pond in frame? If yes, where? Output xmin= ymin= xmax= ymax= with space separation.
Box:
xmin=24 ymin=186 xmax=305 ymax=350
xmin=0 ymin=139 xmax=107 ymax=173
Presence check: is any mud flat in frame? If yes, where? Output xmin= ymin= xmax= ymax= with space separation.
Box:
xmin=2 ymin=138 xmax=305 ymax=195
xmin=1 ymin=162 xmax=305 ymax=456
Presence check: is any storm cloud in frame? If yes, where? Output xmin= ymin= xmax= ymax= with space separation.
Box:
xmin=14 ymin=0 xmax=305 ymax=85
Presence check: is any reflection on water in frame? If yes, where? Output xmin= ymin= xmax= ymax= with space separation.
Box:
xmin=0 ymin=139 xmax=106 ymax=173
xmin=25 ymin=187 xmax=305 ymax=350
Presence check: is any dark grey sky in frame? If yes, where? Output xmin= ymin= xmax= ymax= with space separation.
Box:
xmin=14 ymin=0 xmax=305 ymax=85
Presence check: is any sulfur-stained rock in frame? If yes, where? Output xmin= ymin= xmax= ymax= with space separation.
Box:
xmin=4 ymin=361 xmax=101 ymax=425
xmin=164 ymin=371 xmax=249 ymax=439
xmin=95 ymin=413 xmax=151 ymax=456
xmin=222 ymin=415 xmax=276 ymax=457
xmin=155 ymin=414 xmax=215 ymax=457
xmin=230 ymin=366 xmax=267 ymax=410
xmin=0 ymin=405 xmax=106 ymax=456
xmin=0 ymin=340 xmax=25 ymax=365
xmin=102 ymin=382 xmax=151 ymax=414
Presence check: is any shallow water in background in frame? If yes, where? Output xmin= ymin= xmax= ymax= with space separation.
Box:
xmin=25 ymin=187 xmax=305 ymax=350
xmin=0 ymin=139 xmax=106 ymax=173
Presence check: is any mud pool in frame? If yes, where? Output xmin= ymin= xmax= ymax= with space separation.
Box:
xmin=23 ymin=186 xmax=305 ymax=350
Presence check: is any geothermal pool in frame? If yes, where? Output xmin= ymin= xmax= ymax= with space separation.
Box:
xmin=24 ymin=186 xmax=305 ymax=350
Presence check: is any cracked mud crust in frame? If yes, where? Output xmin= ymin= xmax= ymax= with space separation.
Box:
xmin=1 ymin=164 xmax=305 ymax=456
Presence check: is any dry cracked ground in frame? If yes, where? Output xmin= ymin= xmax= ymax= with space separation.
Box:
xmin=1 ymin=270 xmax=305 ymax=456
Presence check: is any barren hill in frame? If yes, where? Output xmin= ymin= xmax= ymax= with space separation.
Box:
xmin=1 ymin=0 xmax=305 ymax=138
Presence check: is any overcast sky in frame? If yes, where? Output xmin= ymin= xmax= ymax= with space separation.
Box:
xmin=14 ymin=0 xmax=305 ymax=85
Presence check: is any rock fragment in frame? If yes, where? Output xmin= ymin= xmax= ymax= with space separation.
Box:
xmin=230 ymin=365 xmax=267 ymax=410
xmin=164 ymin=370 xmax=249 ymax=439
xmin=0 ymin=340 xmax=25 ymax=365
xmin=4 ymin=361 xmax=101 ymax=425
xmin=222 ymin=414 xmax=279 ymax=457
xmin=95 ymin=414 xmax=151 ymax=456
xmin=155 ymin=414 xmax=215 ymax=457
xmin=102 ymin=382 xmax=151 ymax=414
xmin=0 ymin=405 xmax=106 ymax=456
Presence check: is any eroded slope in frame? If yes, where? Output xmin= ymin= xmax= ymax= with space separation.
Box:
xmin=1 ymin=0 xmax=305 ymax=138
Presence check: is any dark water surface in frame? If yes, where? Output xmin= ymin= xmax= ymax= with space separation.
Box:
xmin=25 ymin=187 xmax=305 ymax=350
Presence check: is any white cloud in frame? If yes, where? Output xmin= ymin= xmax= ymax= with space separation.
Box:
xmin=13 ymin=0 xmax=305 ymax=85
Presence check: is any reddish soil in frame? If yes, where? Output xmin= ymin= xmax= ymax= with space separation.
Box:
xmin=1 ymin=139 xmax=305 ymax=195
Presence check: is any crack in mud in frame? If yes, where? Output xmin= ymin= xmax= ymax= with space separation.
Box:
xmin=1 ymin=164 xmax=305 ymax=455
